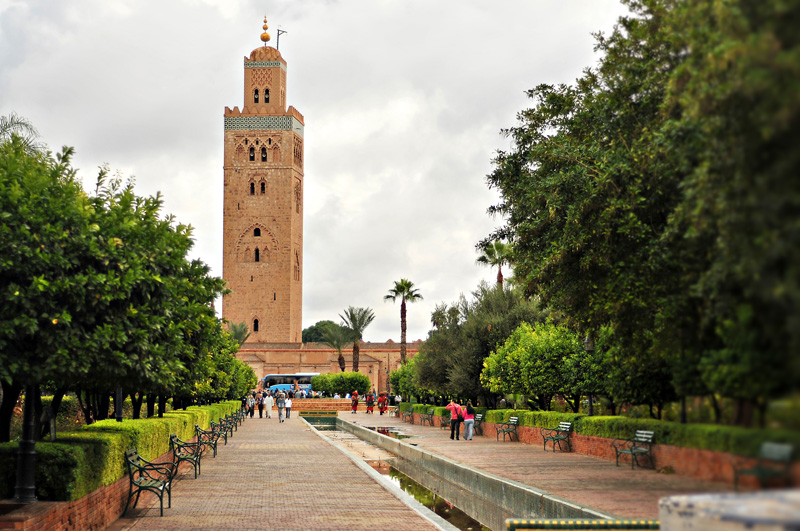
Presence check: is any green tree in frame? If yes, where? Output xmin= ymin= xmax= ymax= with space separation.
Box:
xmin=414 ymin=282 xmax=546 ymax=405
xmin=319 ymin=322 xmax=351 ymax=372
xmin=0 ymin=112 xmax=44 ymax=154
xmin=384 ymin=278 xmax=423 ymax=364
xmin=339 ymin=306 xmax=375 ymax=373
xmin=476 ymin=240 xmax=513 ymax=287
xmin=390 ymin=357 xmax=422 ymax=402
xmin=302 ymin=320 xmax=346 ymax=343
xmin=228 ymin=322 xmax=251 ymax=347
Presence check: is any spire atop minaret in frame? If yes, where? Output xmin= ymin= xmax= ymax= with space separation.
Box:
xmin=260 ymin=16 xmax=271 ymax=46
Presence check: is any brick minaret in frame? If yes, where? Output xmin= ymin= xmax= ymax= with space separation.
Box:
xmin=222 ymin=19 xmax=304 ymax=344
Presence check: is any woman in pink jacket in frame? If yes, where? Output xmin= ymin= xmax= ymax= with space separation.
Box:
xmin=445 ymin=400 xmax=464 ymax=440
xmin=462 ymin=401 xmax=476 ymax=440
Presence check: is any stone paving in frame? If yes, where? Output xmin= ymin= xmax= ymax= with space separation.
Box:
xmin=349 ymin=411 xmax=734 ymax=520
xmin=109 ymin=412 xmax=441 ymax=531
xmin=109 ymin=409 xmax=736 ymax=529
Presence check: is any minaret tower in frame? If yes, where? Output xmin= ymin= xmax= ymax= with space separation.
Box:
xmin=222 ymin=17 xmax=304 ymax=343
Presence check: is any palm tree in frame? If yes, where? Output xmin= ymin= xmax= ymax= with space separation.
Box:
xmin=340 ymin=306 xmax=375 ymax=373
xmin=320 ymin=322 xmax=350 ymax=372
xmin=0 ymin=112 xmax=44 ymax=153
xmin=384 ymin=279 xmax=423 ymax=364
xmin=228 ymin=322 xmax=251 ymax=347
xmin=476 ymin=241 xmax=513 ymax=287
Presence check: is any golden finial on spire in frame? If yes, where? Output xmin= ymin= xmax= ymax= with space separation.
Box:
xmin=260 ymin=16 xmax=270 ymax=45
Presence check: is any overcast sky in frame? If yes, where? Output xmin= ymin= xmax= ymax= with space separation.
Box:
xmin=0 ymin=0 xmax=629 ymax=343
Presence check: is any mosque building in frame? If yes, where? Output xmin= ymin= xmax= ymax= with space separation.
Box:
xmin=221 ymin=19 xmax=415 ymax=391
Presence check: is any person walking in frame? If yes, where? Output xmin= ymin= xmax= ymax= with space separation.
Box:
xmin=257 ymin=393 xmax=265 ymax=418
xmin=264 ymin=392 xmax=274 ymax=419
xmin=445 ymin=400 xmax=464 ymax=441
xmin=366 ymin=392 xmax=375 ymax=414
xmin=377 ymin=392 xmax=388 ymax=415
xmin=247 ymin=394 xmax=256 ymax=418
xmin=351 ymin=390 xmax=359 ymax=414
xmin=285 ymin=396 xmax=293 ymax=419
xmin=463 ymin=400 xmax=476 ymax=440
xmin=276 ymin=392 xmax=286 ymax=422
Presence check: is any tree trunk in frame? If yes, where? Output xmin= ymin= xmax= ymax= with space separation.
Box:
xmin=400 ymin=300 xmax=407 ymax=364
xmin=146 ymin=394 xmax=156 ymax=418
xmin=352 ymin=341 xmax=360 ymax=373
xmin=76 ymin=390 xmax=93 ymax=425
xmin=131 ymin=392 xmax=143 ymax=420
xmin=605 ymin=396 xmax=617 ymax=416
xmin=680 ymin=396 xmax=687 ymax=424
xmin=497 ymin=266 xmax=503 ymax=287
xmin=709 ymin=394 xmax=721 ymax=423
xmin=158 ymin=395 xmax=167 ymax=418
xmin=96 ymin=393 xmax=111 ymax=421
xmin=0 ymin=380 xmax=22 ymax=443
xmin=733 ymin=398 xmax=754 ymax=427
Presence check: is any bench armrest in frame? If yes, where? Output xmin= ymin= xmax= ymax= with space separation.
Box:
xmin=612 ymin=438 xmax=633 ymax=451
xmin=541 ymin=427 xmax=559 ymax=438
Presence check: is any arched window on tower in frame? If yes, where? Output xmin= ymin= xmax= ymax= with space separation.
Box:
xmin=254 ymin=89 xmax=259 ymax=103
xmin=249 ymin=182 xmax=255 ymax=195
xmin=260 ymin=181 xmax=266 ymax=194
xmin=265 ymin=89 xmax=270 ymax=103
xmin=253 ymin=228 xmax=261 ymax=237
xmin=249 ymin=147 xmax=255 ymax=161
xmin=261 ymin=147 xmax=267 ymax=162
xmin=254 ymin=248 xmax=260 ymax=262
xmin=253 ymin=319 xmax=259 ymax=332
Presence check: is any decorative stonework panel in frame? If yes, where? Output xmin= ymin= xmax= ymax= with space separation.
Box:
xmin=251 ymin=68 xmax=273 ymax=87
xmin=245 ymin=61 xmax=286 ymax=71
xmin=225 ymin=116 xmax=304 ymax=137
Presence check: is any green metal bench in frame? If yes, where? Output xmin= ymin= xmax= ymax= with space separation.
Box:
xmin=541 ymin=422 xmax=573 ymax=452
xmin=419 ymin=408 xmax=435 ymax=426
xmin=497 ymin=416 xmax=519 ymax=441
xmin=209 ymin=420 xmax=228 ymax=445
xmin=401 ymin=409 xmax=414 ymax=423
xmin=123 ymin=448 xmax=176 ymax=517
xmin=218 ymin=416 xmax=235 ymax=438
xmin=732 ymin=442 xmax=793 ymax=489
xmin=474 ymin=413 xmax=483 ymax=435
xmin=439 ymin=410 xmax=451 ymax=429
xmin=170 ymin=434 xmax=202 ymax=479
xmin=613 ymin=430 xmax=654 ymax=469
xmin=195 ymin=423 xmax=222 ymax=457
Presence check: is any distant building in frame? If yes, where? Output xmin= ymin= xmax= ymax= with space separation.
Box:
xmin=222 ymin=21 xmax=415 ymax=391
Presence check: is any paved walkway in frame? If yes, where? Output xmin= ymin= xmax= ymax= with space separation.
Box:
xmin=347 ymin=412 xmax=733 ymax=520
xmin=109 ymin=413 xmax=443 ymax=531
xmin=110 ymin=410 xmax=734 ymax=529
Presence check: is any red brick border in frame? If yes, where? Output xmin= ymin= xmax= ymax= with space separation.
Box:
xmin=0 ymin=447 xmax=193 ymax=531
xmin=475 ymin=418 xmax=800 ymax=488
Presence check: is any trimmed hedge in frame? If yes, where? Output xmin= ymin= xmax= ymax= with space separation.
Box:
xmin=0 ymin=401 xmax=239 ymax=501
xmin=479 ymin=409 xmax=800 ymax=460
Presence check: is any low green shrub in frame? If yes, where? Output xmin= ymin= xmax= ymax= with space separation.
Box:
xmin=575 ymin=415 xmax=800 ymax=458
xmin=0 ymin=401 xmax=239 ymax=501
xmin=478 ymin=409 xmax=800 ymax=459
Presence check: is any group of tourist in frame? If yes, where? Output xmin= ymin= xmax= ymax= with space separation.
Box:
xmin=242 ymin=390 xmax=292 ymax=422
xmin=445 ymin=399 xmax=476 ymax=441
